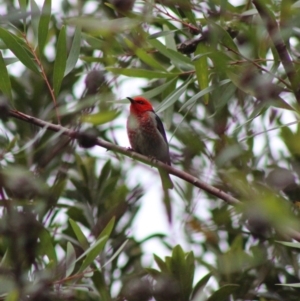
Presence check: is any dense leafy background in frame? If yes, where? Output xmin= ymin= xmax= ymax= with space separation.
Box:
xmin=1 ymin=0 xmax=300 ymax=300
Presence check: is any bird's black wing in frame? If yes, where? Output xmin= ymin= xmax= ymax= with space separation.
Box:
xmin=154 ymin=111 xmax=168 ymax=144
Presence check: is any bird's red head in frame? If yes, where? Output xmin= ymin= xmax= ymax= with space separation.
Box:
xmin=127 ymin=96 xmax=154 ymax=115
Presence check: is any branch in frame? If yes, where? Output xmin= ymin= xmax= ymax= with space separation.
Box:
xmin=8 ymin=109 xmax=239 ymax=206
xmin=8 ymin=109 xmax=300 ymax=242
xmin=252 ymin=0 xmax=300 ymax=102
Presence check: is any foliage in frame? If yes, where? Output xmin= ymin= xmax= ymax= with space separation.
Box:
xmin=1 ymin=0 xmax=300 ymax=300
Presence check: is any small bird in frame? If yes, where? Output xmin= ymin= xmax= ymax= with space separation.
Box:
xmin=126 ymin=96 xmax=173 ymax=190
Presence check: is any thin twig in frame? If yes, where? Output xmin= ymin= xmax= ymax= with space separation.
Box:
xmin=154 ymin=4 xmax=200 ymax=32
xmin=8 ymin=109 xmax=239 ymax=205
xmin=22 ymin=34 xmax=61 ymax=124
xmin=223 ymin=43 xmax=292 ymax=90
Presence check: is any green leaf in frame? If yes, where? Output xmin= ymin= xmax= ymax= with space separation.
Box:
xmin=81 ymin=33 xmax=103 ymax=49
xmin=77 ymin=235 xmax=108 ymax=273
xmin=194 ymin=42 xmax=209 ymax=104
xmin=107 ymin=67 xmax=178 ymax=79
xmin=185 ymin=251 xmax=195 ymax=289
xmin=276 ymin=241 xmax=300 ymax=249
xmin=156 ymin=78 xmax=193 ymax=113
xmin=164 ymin=24 xmax=176 ymax=51
xmin=183 ymin=7 xmax=197 ymax=25
xmin=179 ymin=79 xmax=231 ymax=111
xmin=125 ymin=38 xmax=166 ymax=71
xmin=98 ymin=216 xmax=115 ymax=239
xmin=102 ymin=239 xmax=128 ymax=268
xmin=4 ymin=57 xmax=19 ymax=66
xmin=207 ymin=284 xmax=239 ymax=301
xmin=0 ymin=250 xmax=9 ymax=268
xmin=209 ymin=22 xmax=239 ymax=53
xmin=73 ymin=217 xmax=116 ymax=274
xmin=18 ymin=0 xmax=27 ymax=14
xmin=148 ymin=30 xmax=178 ymax=39
xmin=170 ymin=245 xmax=193 ymax=300
xmin=154 ymin=254 xmax=168 ymax=273
xmin=66 ymin=242 xmax=76 ymax=277
xmin=4 ymin=290 xmax=19 ymax=301
xmin=66 ymin=17 xmax=139 ymax=36
xmin=0 ymin=28 xmax=39 ymax=73
xmin=277 ymin=283 xmax=300 ymax=287
xmin=53 ymin=26 xmax=67 ymax=97
xmin=81 ymin=110 xmax=120 ymax=125
xmin=192 ymin=273 xmax=212 ymax=299
xmin=69 ymin=219 xmax=90 ymax=251
xmin=65 ymin=26 xmax=81 ymax=76
xmin=92 ymin=271 xmax=112 ymax=300
xmin=30 ymin=0 xmax=40 ymax=39
xmin=143 ymin=78 xmax=177 ymax=100
xmin=97 ymin=160 xmax=112 ymax=190
xmin=39 ymin=227 xmax=57 ymax=265
xmin=281 ymin=126 xmax=300 ymax=156
xmin=148 ymin=38 xmax=194 ymax=68
xmin=38 ymin=0 xmax=51 ymax=53
xmin=0 ymin=52 xmax=12 ymax=101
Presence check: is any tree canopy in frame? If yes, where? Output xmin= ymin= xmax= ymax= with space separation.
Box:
xmin=1 ymin=0 xmax=300 ymax=300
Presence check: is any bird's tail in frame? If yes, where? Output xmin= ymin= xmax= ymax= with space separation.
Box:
xmin=159 ymin=168 xmax=173 ymax=190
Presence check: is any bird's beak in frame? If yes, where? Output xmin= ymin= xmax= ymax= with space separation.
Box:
xmin=127 ymin=97 xmax=134 ymax=104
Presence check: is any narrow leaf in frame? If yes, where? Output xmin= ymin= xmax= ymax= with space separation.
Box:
xmin=73 ymin=218 xmax=116 ymax=274
xmin=148 ymin=30 xmax=177 ymax=39
xmin=30 ymin=0 xmax=40 ymax=39
xmin=207 ymin=284 xmax=239 ymax=301
xmin=66 ymin=242 xmax=76 ymax=277
xmin=276 ymin=241 xmax=300 ymax=249
xmin=65 ymin=26 xmax=81 ymax=76
xmin=194 ymin=42 xmax=209 ymax=104
xmin=0 ymin=28 xmax=39 ymax=73
xmin=143 ymin=77 xmax=177 ymax=100
xmin=107 ymin=67 xmax=178 ymax=79
xmin=77 ymin=236 xmax=108 ymax=273
xmin=148 ymin=38 xmax=193 ymax=68
xmin=53 ymin=26 xmax=67 ymax=97
xmin=18 ymin=0 xmax=27 ymax=13
xmin=156 ymin=78 xmax=192 ymax=113
xmin=125 ymin=38 xmax=165 ymax=71
xmin=164 ymin=24 xmax=176 ymax=51
xmin=39 ymin=227 xmax=57 ymax=265
xmin=98 ymin=216 xmax=115 ymax=239
xmin=38 ymin=0 xmax=51 ymax=52
xmin=102 ymin=239 xmax=129 ymax=268
xmin=4 ymin=57 xmax=19 ymax=65
xmin=97 ymin=160 xmax=112 ymax=190
xmin=0 ymin=52 xmax=12 ymax=101
xmin=209 ymin=22 xmax=239 ymax=53
xmin=81 ymin=111 xmax=120 ymax=125
xmin=276 ymin=283 xmax=300 ymax=287
xmin=154 ymin=254 xmax=169 ymax=273
xmin=179 ymin=79 xmax=231 ymax=111
xmin=192 ymin=273 xmax=212 ymax=298
xmin=66 ymin=17 xmax=139 ymax=36
xmin=69 ymin=219 xmax=89 ymax=251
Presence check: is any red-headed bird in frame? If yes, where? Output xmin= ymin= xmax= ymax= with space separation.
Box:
xmin=127 ymin=96 xmax=173 ymax=190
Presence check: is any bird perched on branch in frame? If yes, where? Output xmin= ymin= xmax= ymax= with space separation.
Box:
xmin=126 ymin=96 xmax=173 ymax=190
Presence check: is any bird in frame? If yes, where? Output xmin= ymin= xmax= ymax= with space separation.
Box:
xmin=126 ymin=96 xmax=173 ymax=190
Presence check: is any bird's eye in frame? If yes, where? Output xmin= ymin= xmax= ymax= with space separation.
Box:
xmin=137 ymin=101 xmax=144 ymax=105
